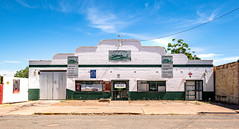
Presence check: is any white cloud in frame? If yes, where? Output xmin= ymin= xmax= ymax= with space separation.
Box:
xmin=49 ymin=0 xmax=82 ymax=13
xmin=214 ymin=56 xmax=239 ymax=66
xmin=24 ymin=59 xmax=41 ymax=61
xmin=195 ymin=10 xmax=215 ymax=24
xmin=141 ymin=37 xmax=173 ymax=47
xmin=87 ymin=8 xmax=122 ymax=33
xmin=179 ymin=10 xmax=216 ymax=28
xmin=0 ymin=70 xmax=16 ymax=77
xmin=190 ymin=47 xmax=205 ymax=53
xmin=3 ymin=61 xmax=21 ymax=64
xmin=197 ymin=53 xmax=222 ymax=58
xmin=16 ymin=0 xmax=36 ymax=8
xmin=151 ymin=38 xmax=171 ymax=47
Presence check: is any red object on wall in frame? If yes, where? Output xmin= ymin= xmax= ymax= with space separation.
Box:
xmin=188 ymin=72 xmax=193 ymax=78
xmin=0 ymin=84 xmax=3 ymax=104
xmin=103 ymin=81 xmax=111 ymax=92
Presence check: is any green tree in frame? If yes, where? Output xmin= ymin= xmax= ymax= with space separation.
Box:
xmin=166 ymin=39 xmax=201 ymax=60
xmin=14 ymin=67 xmax=29 ymax=78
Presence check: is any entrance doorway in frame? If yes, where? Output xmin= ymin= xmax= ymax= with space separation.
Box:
xmin=40 ymin=71 xmax=66 ymax=100
xmin=111 ymin=80 xmax=129 ymax=100
xmin=185 ymin=80 xmax=203 ymax=100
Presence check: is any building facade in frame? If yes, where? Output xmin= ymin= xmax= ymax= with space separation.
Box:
xmin=28 ymin=39 xmax=214 ymax=100
xmin=215 ymin=61 xmax=239 ymax=104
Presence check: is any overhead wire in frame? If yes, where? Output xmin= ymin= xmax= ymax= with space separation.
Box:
xmin=140 ymin=7 xmax=239 ymax=41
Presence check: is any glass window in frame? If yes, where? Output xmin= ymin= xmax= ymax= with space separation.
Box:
xmin=137 ymin=81 xmax=166 ymax=92
xmin=75 ymin=81 xmax=103 ymax=92
xmin=137 ymin=81 xmax=149 ymax=92
xmin=149 ymin=81 xmax=157 ymax=91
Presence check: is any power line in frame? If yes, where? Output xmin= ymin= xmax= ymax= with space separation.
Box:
xmin=140 ymin=7 xmax=239 ymax=41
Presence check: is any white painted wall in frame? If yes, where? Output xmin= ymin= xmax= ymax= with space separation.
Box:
xmin=29 ymin=39 xmax=214 ymax=93
xmin=2 ymin=77 xmax=28 ymax=103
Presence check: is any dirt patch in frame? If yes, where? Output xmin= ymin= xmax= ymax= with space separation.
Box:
xmin=128 ymin=100 xmax=198 ymax=106
xmin=52 ymin=100 xmax=110 ymax=106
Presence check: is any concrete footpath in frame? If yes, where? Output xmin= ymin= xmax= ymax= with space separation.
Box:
xmin=0 ymin=100 xmax=238 ymax=115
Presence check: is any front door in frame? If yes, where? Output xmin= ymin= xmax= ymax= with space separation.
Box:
xmin=40 ymin=72 xmax=66 ymax=100
xmin=185 ymin=80 xmax=203 ymax=100
xmin=111 ymin=80 xmax=129 ymax=100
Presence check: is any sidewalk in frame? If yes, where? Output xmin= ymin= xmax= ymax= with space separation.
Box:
xmin=0 ymin=100 xmax=238 ymax=115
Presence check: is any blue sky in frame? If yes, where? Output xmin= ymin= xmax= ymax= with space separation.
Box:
xmin=0 ymin=0 xmax=239 ymax=76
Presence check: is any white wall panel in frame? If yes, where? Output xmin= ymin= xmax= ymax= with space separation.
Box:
xmin=2 ymin=77 xmax=28 ymax=103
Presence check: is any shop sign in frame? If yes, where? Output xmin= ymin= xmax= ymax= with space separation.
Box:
xmin=162 ymin=56 xmax=173 ymax=78
xmin=67 ymin=56 xmax=78 ymax=78
xmin=90 ymin=70 xmax=96 ymax=78
xmin=114 ymin=84 xmax=126 ymax=89
xmin=109 ymin=50 xmax=131 ymax=61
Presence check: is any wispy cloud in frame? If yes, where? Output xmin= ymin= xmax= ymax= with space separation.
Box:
xmin=24 ymin=59 xmax=42 ymax=61
xmin=16 ymin=0 xmax=36 ymax=8
xmin=145 ymin=2 xmax=149 ymax=9
xmin=154 ymin=1 xmax=161 ymax=10
xmin=214 ymin=56 xmax=239 ymax=66
xmin=141 ymin=37 xmax=172 ymax=47
xmin=0 ymin=70 xmax=16 ymax=77
xmin=178 ymin=10 xmax=216 ymax=28
xmin=48 ymin=0 xmax=82 ymax=13
xmin=197 ymin=53 xmax=222 ymax=58
xmin=87 ymin=7 xmax=127 ymax=33
xmin=3 ymin=61 xmax=21 ymax=64
xmin=195 ymin=10 xmax=215 ymax=24
xmin=190 ymin=47 xmax=205 ymax=53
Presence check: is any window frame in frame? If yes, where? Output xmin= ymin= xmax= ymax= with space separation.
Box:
xmin=137 ymin=80 xmax=166 ymax=92
xmin=75 ymin=80 xmax=103 ymax=92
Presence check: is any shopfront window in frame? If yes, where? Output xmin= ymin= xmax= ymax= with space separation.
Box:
xmin=75 ymin=81 xmax=103 ymax=92
xmin=137 ymin=81 xmax=166 ymax=92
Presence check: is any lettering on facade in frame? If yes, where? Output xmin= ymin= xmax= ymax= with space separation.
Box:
xmin=162 ymin=56 xmax=173 ymax=78
xmin=67 ymin=56 xmax=78 ymax=78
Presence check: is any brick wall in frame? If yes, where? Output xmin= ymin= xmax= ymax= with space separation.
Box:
xmin=215 ymin=62 xmax=239 ymax=104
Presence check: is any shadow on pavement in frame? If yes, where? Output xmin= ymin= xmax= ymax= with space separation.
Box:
xmin=199 ymin=101 xmax=239 ymax=114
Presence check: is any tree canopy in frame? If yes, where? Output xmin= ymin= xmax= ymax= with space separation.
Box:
xmin=166 ymin=39 xmax=201 ymax=60
xmin=14 ymin=67 xmax=29 ymax=78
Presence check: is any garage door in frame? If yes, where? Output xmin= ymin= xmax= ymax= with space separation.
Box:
xmin=40 ymin=72 xmax=66 ymax=100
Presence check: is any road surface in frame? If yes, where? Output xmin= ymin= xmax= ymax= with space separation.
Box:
xmin=0 ymin=115 xmax=239 ymax=129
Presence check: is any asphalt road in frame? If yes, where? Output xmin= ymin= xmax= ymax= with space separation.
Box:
xmin=0 ymin=115 xmax=239 ymax=129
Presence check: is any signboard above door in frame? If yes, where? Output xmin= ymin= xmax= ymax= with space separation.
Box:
xmin=114 ymin=84 xmax=126 ymax=89
xmin=109 ymin=50 xmax=131 ymax=61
